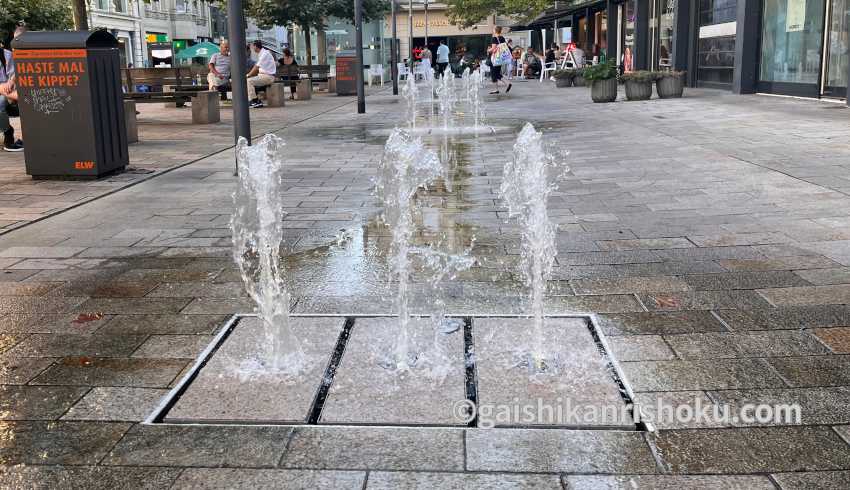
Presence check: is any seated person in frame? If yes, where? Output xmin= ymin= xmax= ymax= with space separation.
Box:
xmin=207 ymin=41 xmax=231 ymax=101
xmin=246 ymin=40 xmax=276 ymax=108
xmin=0 ymin=28 xmax=23 ymax=152
xmin=523 ymin=47 xmax=541 ymax=77
xmin=277 ymin=48 xmax=298 ymax=100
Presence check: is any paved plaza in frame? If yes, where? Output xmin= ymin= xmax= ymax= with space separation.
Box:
xmin=1 ymin=83 xmax=850 ymax=488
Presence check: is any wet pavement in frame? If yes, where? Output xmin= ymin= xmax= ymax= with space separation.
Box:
xmin=1 ymin=82 xmax=850 ymax=488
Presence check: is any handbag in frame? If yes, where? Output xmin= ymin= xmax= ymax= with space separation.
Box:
xmin=491 ymin=41 xmax=512 ymax=67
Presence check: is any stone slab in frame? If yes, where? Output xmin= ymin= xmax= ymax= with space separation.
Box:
xmin=563 ymin=475 xmax=775 ymax=489
xmin=0 ymin=466 xmax=181 ymax=489
xmin=771 ymin=470 xmax=850 ymax=490
xmin=173 ymin=469 xmax=364 ymax=489
xmin=63 ymin=387 xmax=170 ymax=422
xmin=166 ymin=316 xmax=342 ymax=423
xmin=320 ymin=317 xmax=466 ymax=425
xmin=367 ymin=471 xmax=562 ymax=489
xmin=474 ymin=317 xmax=631 ymax=428
xmin=0 ymin=421 xmax=131 ymax=465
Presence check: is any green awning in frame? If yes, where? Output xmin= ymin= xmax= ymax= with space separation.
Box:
xmin=174 ymin=42 xmax=220 ymax=60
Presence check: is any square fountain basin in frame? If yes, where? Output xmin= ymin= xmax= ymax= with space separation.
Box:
xmin=148 ymin=315 xmax=640 ymax=430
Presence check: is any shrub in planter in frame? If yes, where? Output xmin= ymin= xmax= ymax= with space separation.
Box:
xmin=552 ymin=69 xmax=575 ymax=88
xmin=583 ymin=62 xmax=618 ymax=103
xmin=621 ymin=71 xmax=654 ymax=101
xmin=573 ymin=70 xmax=587 ymax=87
xmin=655 ymin=70 xmax=686 ymax=98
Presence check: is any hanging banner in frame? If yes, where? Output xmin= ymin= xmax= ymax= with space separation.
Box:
xmin=786 ymin=0 xmax=806 ymax=32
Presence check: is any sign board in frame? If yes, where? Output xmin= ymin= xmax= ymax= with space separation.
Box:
xmin=786 ymin=0 xmax=806 ymax=32
xmin=335 ymin=49 xmax=358 ymax=95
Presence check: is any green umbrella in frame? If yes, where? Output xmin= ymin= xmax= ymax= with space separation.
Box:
xmin=174 ymin=42 xmax=220 ymax=60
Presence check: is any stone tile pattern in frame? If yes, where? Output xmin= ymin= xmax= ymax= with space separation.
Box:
xmin=1 ymin=85 xmax=850 ymax=484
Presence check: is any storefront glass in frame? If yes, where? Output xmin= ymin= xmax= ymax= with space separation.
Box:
xmin=595 ymin=11 xmax=608 ymax=60
xmin=650 ymin=0 xmax=675 ymax=69
xmin=620 ymin=0 xmax=636 ymax=71
xmin=696 ymin=0 xmax=737 ymax=86
xmin=824 ymin=0 xmax=849 ymax=94
xmin=759 ymin=0 xmax=826 ymax=86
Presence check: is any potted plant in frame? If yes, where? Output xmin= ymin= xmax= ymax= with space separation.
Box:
xmin=621 ymin=70 xmax=655 ymax=101
xmin=552 ymin=69 xmax=575 ymax=88
xmin=573 ymin=68 xmax=586 ymax=87
xmin=582 ymin=61 xmax=618 ymax=103
xmin=655 ymin=70 xmax=686 ymax=98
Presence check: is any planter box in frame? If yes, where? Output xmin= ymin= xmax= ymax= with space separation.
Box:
xmin=624 ymin=80 xmax=652 ymax=101
xmin=555 ymin=77 xmax=571 ymax=88
xmin=656 ymin=76 xmax=684 ymax=98
xmin=574 ymin=76 xmax=586 ymax=87
xmin=590 ymin=78 xmax=617 ymax=103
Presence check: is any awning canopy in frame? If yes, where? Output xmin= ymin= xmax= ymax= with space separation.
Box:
xmin=174 ymin=41 xmax=220 ymax=59
xmin=510 ymin=0 xmax=605 ymax=30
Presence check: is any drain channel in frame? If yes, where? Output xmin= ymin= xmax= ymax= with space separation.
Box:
xmin=307 ymin=316 xmax=355 ymax=424
xmin=463 ymin=316 xmax=479 ymax=428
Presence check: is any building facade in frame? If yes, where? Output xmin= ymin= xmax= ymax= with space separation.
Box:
xmin=531 ymin=0 xmax=849 ymax=103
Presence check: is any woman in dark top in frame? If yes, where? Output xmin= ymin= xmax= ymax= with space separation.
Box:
xmin=278 ymin=48 xmax=298 ymax=99
xmin=487 ymin=26 xmax=512 ymax=95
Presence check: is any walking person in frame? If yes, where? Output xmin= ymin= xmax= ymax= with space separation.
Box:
xmin=278 ymin=48 xmax=298 ymax=100
xmin=0 ymin=25 xmax=25 ymax=152
xmin=207 ymin=40 xmax=230 ymax=101
xmin=435 ymin=39 xmax=450 ymax=78
xmin=246 ymin=40 xmax=276 ymax=108
xmin=487 ymin=26 xmax=512 ymax=95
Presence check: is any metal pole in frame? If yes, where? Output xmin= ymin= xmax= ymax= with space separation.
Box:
xmin=424 ymin=0 xmax=428 ymax=46
xmin=355 ymin=0 xmax=366 ymax=113
xmin=408 ymin=0 xmax=414 ymax=69
xmin=391 ymin=0 xmax=398 ymax=94
xmin=228 ymin=0 xmax=251 ymax=174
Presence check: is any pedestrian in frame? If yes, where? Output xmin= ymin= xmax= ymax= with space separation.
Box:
xmin=487 ymin=26 xmax=512 ymax=95
xmin=278 ymin=48 xmax=298 ymax=100
xmin=207 ymin=40 xmax=230 ymax=101
xmin=435 ymin=39 xmax=450 ymax=78
xmin=505 ymin=38 xmax=515 ymax=79
xmin=419 ymin=45 xmax=433 ymax=79
xmin=0 ymin=24 xmax=25 ymax=152
xmin=245 ymin=40 xmax=276 ymax=108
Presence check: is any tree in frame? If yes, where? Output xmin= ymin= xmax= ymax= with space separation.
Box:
xmin=0 ymin=0 xmax=73 ymax=42
xmin=444 ymin=0 xmax=550 ymax=29
xmin=246 ymin=0 xmax=387 ymax=74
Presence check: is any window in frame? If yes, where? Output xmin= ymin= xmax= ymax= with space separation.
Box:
xmin=112 ymin=0 xmax=127 ymax=13
xmin=759 ymin=0 xmax=826 ymax=84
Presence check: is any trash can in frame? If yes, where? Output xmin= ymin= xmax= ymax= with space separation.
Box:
xmin=12 ymin=31 xmax=128 ymax=179
xmin=335 ymin=50 xmax=358 ymax=96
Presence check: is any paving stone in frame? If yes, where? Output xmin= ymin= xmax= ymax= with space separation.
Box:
xmin=131 ymin=334 xmax=214 ymax=359
xmin=768 ymin=355 xmax=850 ymax=387
xmin=653 ymin=246 xmax=766 ymax=262
xmin=368 ymin=471 xmax=561 ymax=489
xmin=544 ymin=294 xmax=646 ymax=313
xmin=280 ymin=426 xmax=465 ymax=471
xmin=596 ymin=311 xmax=727 ymax=335
xmin=683 ymin=271 xmax=810 ymax=290
xmin=563 ymin=475 xmax=775 ymax=489
xmin=771 ymin=470 xmax=850 ymax=490
xmin=103 ymin=424 xmax=291 ymax=467
xmin=709 ymin=387 xmax=850 ymax=425
xmin=607 ymin=335 xmax=676 ymax=361
xmin=0 ymin=296 xmax=88 ymax=315
xmin=167 ymin=316 xmax=341 ymax=423
xmin=96 ymin=314 xmax=227 ymax=335
xmin=653 ymin=426 xmax=850 ymax=473
xmin=631 ymin=391 xmax=729 ymax=429
xmin=813 ymin=327 xmax=850 ymax=353
xmin=720 ymin=256 xmax=841 ymax=272
xmin=181 ymin=297 xmax=257 ymax=314
xmin=321 ymin=317 xmax=466 ymax=425
xmin=795 ymin=267 xmax=850 ymax=285
xmin=6 ymin=333 xmax=148 ymax=357
xmin=74 ymin=298 xmax=192 ymax=315
xmin=572 ymin=276 xmax=691 ymax=295
xmin=641 ymin=290 xmax=772 ymax=311
xmin=716 ymin=305 xmax=850 ymax=331
xmin=612 ymin=261 xmax=727 ymax=276
xmin=0 ymin=355 xmax=54 ymax=384
xmin=465 ymin=428 xmax=658 ymax=473
xmin=664 ymin=331 xmax=830 ymax=359
xmin=687 ymin=232 xmax=791 ymax=247
xmin=0 ymin=246 xmax=86 ymax=258
xmin=172 ymin=468 xmax=366 ymax=489
xmin=0 ymin=385 xmax=88 ymax=420
xmin=147 ymin=282 xmax=249 ymax=298
xmin=62 ymin=387 xmax=169 ymax=421
xmin=622 ymin=358 xmax=786 ymax=392
xmin=0 ymin=281 xmax=63 ymax=296
xmin=88 ymin=281 xmax=160 ymax=298
xmin=596 ymin=237 xmax=695 ymax=251
xmin=0 ymin=421 xmax=130 ymax=464
xmin=758 ymin=284 xmax=850 ymax=306
xmin=32 ymin=357 xmax=187 ymax=387
xmin=0 ymin=333 xmax=23 ymax=354
xmin=0 ymin=465 xmax=181 ymax=490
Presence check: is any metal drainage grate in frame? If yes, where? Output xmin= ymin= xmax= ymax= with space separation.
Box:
xmin=145 ymin=314 xmax=646 ymax=431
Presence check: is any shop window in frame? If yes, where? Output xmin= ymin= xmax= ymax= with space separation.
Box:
xmin=759 ymin=0 xmax=826 ymax=85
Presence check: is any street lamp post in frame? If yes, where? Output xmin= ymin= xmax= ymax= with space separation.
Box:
xmin=227 ymin=0 xmax=251 ymax=174
xmin=355 ymin=0 xmax=366 ymax=113
xmin=424 ymin=0 xmax=429 ymax=47
xmin=391 ymin=0 xmax=398 ymax=95
xmin=408 ymin=0 xmax=414 ymax=69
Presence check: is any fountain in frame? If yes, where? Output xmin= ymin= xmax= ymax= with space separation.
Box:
xmin=231 ymin=134 xmax=305 ymax=373
xmin=436 ymin=69 xmax=456 ymax=132
xmin=499 ymin=123 xmax=568 ymax=368
xmin=401 ymin=75 xmax=417 ymax=129
xmin=374 ymin=128 xmax=446 ymax=370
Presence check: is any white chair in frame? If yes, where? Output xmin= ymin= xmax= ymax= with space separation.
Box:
xmin=480 ymin=60 xmax=491 ymax=78
xmin=515 ymin=62 xmax=525 ymax=78
xmin=367 ymin=64 xmax=384 ymax=86
xmin=415 ymin=59 xmax=432 ymax=80
xmin=397 ymin=63 xmax=410 ymax=81
xmin=540 ymin=60 xmax=557 ymax=82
